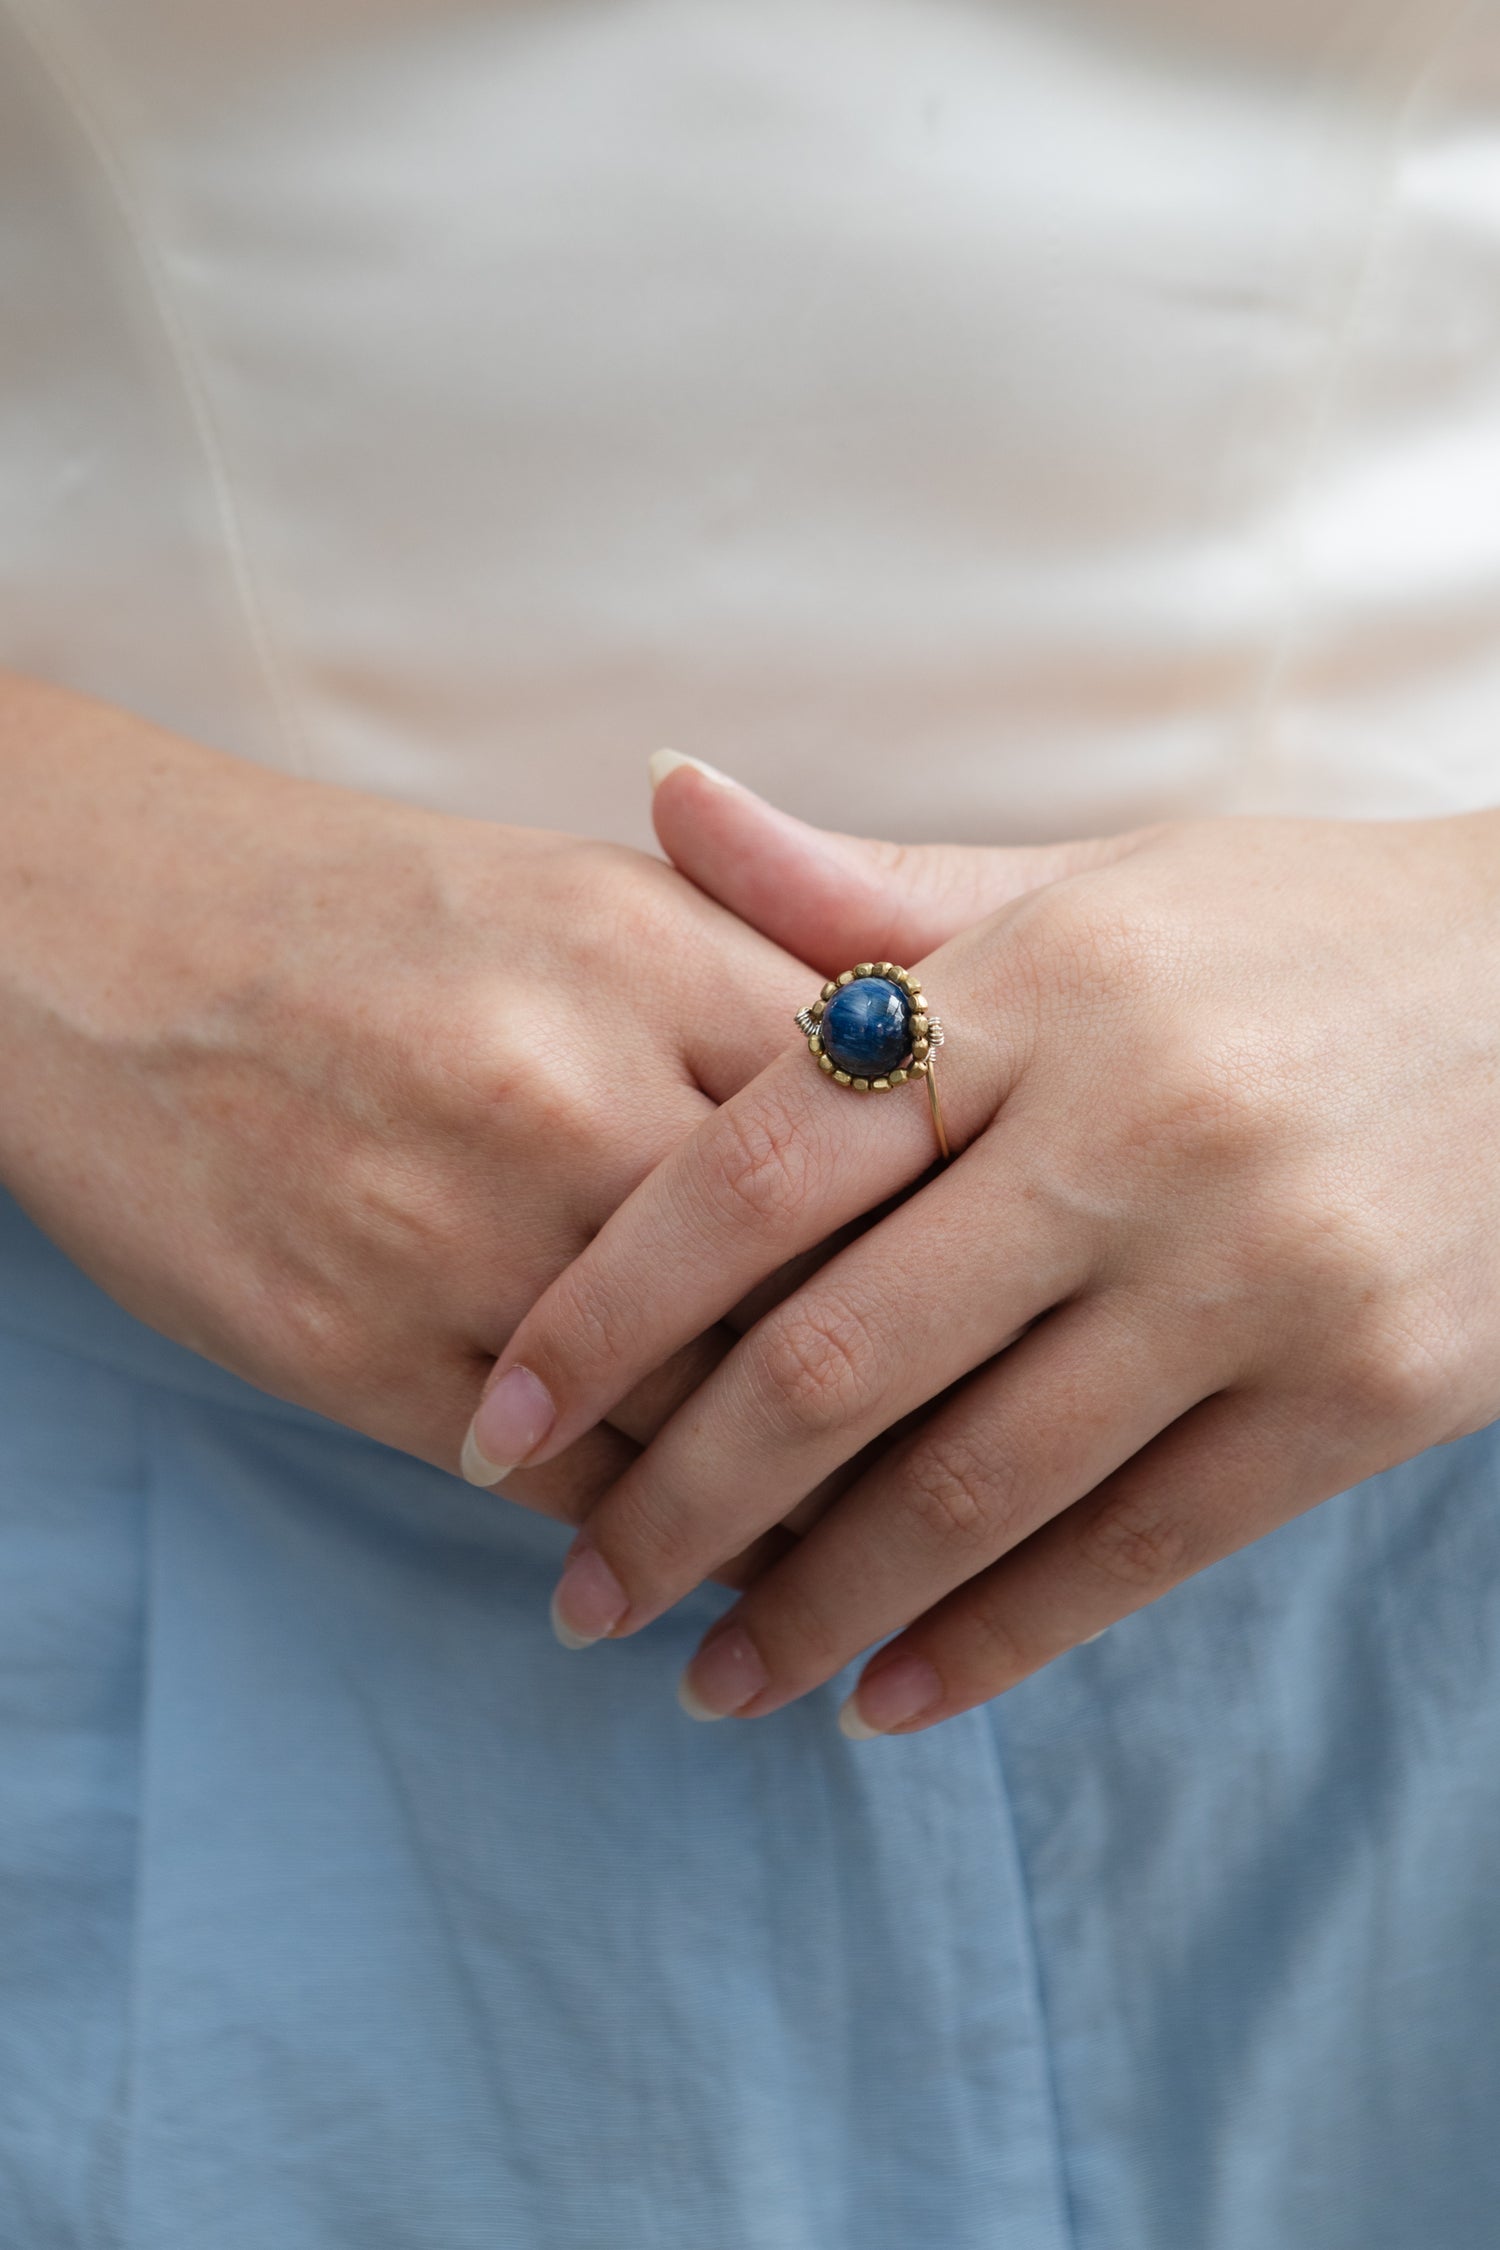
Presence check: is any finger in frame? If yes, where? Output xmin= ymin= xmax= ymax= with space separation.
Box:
xmin=468 ymin=1150 xmax=865 ymax=1557
xmin=456 ymin=1324 xmax=921 ymax=1598
xmin=514 ymin=1110 xmax=876 ymax=1456
xmin=498 ymin=1324 xmax=795 ymax=1585
xmin=836 ymin=1390 xmax=1368 ymax=1736
xmin=526 ymin=1411 xmax=929 ymax=1603
xmin=670 ymin=900 xmax=815 ymax=1108
xmin=542 ymin=1134 xmax=1096 ymax=1638
xmin=473 ymin=1360 xmax=805 ymax=1591
xmin=497 ymin=1420 xmax=638 ymax=1525
xmin=671 ymin=1294 xmax=1209 ymax=1717
xmin=467 ymin=993 xmax=1001 ymax=1484
xmin=723 ymin=1188 xmax=915 ymax=1335
xmin=368 ymin=1334 xmax=779 ymax=1572
xmin=650 ymin=753 xmax=1135 ymax=968
xmin=608 ymin=1326 xmax=733 ymax=1447
xmin=471 ymin=1256 xmax=935 ymax=1595
xmin=612 ymin=1221 xmax=880 ymax=1552
xmin=608 ymin=1200 xmax=892 ymax=1542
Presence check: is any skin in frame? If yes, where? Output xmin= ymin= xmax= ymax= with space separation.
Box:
xmin=0 ymin=674 xmax=846 ymax=1576
xmin=483 ymin=763 xmax=1500 ymax=1736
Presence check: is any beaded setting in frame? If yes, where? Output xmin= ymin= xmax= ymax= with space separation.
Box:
xmin=794 ymin=963 xmax=945 ymax=1094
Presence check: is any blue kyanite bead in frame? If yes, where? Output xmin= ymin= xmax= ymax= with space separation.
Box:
xmin=820 ymin=977 xmax=911 ymax=1079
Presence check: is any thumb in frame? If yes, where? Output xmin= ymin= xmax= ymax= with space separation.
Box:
xmin=649 ymin=752 xmax=1132 ymax=971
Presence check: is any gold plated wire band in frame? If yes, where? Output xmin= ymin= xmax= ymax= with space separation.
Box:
xmin=795 ymin=963 xmax=951 ymax=1167
xmin=924 ymin=1053 xmax=951 ymax=1164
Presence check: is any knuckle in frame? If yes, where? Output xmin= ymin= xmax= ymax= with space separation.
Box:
xmin=1333 ymin=1301 xmax=1456 ymax=1434
xmin=523 ymin=1054 xmax=605 ymax=1164
xmin=1233 ymin=1180 xmax=1383 ymax=1312
xmin=1011 ymin=888 xmax=1172 ymax=1016
xmin=1261 ymin=1197 xmax=1463 ymax=1437
xmin=949 ymin=1595 xmax=1034 ymax=1689
xmin=1076 ymin=1491 xmax=1190 ymax=1595
xmin=604 ymin=1479 xmax=701 ymax=1587
xmin=744 ymin=1575 xmax=850 ymax=1681
xmin=861 ymin=834 xmax=920 ymax=884
xmin=750 ymin=1295 xmax=884 ymax=1439
xmin=546 ymin=1258 xmax=639 ymax=1378
xmin=1160 ymin=1061 xmax=1262 ymax=1163
xmin=603 ymin=849 xmax=697 ymax=958
xmin=1134 ymin=1039 xmax=1291 ymax=1180
xmin=1071 ymin=905 xmax=1159 ymax=1003
xmin=262 ymin=1275 xmax=368 ymax=1401
xmin=433 ymin=1006 xmax=598 ymax=1151
xmin=534 ymin=842 xmax=683 ymax=974
xmin=700 ymin=1090 xmax=820 ymax=1233
xmin=903 ymin=1434 xmax=1010 ymax=1556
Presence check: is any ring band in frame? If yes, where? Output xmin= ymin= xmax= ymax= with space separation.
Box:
xmin=795 ymin=962 xmax=951 ymax=1164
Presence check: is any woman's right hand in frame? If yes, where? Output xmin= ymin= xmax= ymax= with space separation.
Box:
xmin=0 ymin=672 xmax=812 ymax=1538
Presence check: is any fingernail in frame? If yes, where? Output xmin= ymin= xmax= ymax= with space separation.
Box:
xmin=461 ymin=1365 xmax=555 ymax=1487
xmin=676 ymin=1622 xmax=769 ymax=1720
xmin=648 ymin=748 xmax=738 ymax=792
xmin=550 ymin=1541 xmax=628 ymax=1650
xmin=1081 ymin=1628 xmax=1108 ymax=1645
xmin=837 ymin=1652 xmax=942 ymax=1740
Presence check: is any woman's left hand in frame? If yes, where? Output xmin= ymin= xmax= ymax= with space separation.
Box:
xmin=470 ymin=779 xmax=1500 ymax=1735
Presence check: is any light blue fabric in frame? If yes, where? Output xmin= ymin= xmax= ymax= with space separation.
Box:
xmin=1 ymin=1184 xmax=1497 ymax=2249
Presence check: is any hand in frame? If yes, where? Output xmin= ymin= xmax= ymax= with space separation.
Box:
xmin=0 ymin=678 xmax=820 ymax=1564
xmin=480 ymin=770 xmax=1500 ymax=1731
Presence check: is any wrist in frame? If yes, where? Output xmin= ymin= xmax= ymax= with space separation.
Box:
xmin=0 ymin=673 xmax=301 ymax=1178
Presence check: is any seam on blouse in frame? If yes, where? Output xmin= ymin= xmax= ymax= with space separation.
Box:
xmin=116 ymin=1385 xmax=156 ymax=2250
xmin=0 ymin=0 xmax=308 ymax=772
xmin=977 ymin=1711 xmax=1081 ymax=2250
xmin=84 ymin=1375 xmax=152 ymax=2250
xmin=1240 ymin=0 xmax=1474 ymax=801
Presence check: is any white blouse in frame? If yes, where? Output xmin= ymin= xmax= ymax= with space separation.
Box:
xmin=1 ymin=0 xmax=1496 ymax=850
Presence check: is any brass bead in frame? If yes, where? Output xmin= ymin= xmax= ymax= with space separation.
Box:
xmin=855 ymin=962 xmax=874 ymax=978
xmin=810 ymin=998 xmax=826 ymax=1019
xmin=838 ymin=971 xmax=855 ymax=987
xmin=912 ymin=1058 xmax=929 ymax=1075
xmin=912 ymin=1037 xmax=930 ymax=1060
xmin=877 ymin=961 xmax=894 ymax=976
xmin=889 ymin=1067 xmax=907 ymax=1085
xmin=819 ymin=1054 xmax=835 ymax=1074
xmin=910 ymin=1013 xmax=929 ymax=1036
xmin=833 ymin=1070 xmax=852 ymax=1085
xmin=808 ymin=1034 xmax=822 ymax=1055
xmin=821 ymin=982 xmax=838 ymax=1001
xmin=871 ymin=1078 xmax=890 ymax=1091
xmin=853 ymin=1079 xmax=869 ymax=1092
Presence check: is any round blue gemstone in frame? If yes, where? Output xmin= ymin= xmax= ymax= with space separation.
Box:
xmin=820 ymin=977 xmax=911 ymax=1079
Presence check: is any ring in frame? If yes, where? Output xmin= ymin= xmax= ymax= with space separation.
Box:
xmin=795 ymin=963 xmax=950 ymax=1163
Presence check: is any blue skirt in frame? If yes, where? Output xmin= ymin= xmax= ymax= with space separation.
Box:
xmin=1 ymin=1186 xmax=1497 ymax=2249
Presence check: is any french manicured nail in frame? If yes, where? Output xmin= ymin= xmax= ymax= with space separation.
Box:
xmin=550 ymin=1541 xmax=628 ymax=1650
xmin=837 ymin=1653 xmax=942 ymax=1740
xmin=676 ymin=1623 xmax=769 ymax=1721
xmin=648 ymin=748 xmax=738 ymax=792
xmin=460 ymin=1364 xmax=555 ymax=1487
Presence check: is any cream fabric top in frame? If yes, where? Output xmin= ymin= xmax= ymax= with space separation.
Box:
xmin=2 ymin=0 xmax=1497 ymax=850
